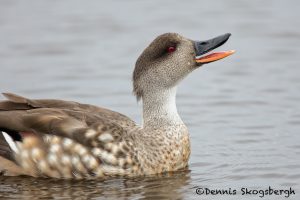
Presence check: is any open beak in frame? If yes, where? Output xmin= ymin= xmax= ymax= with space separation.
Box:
xmin=194 ymin=33 xmax=235 ymax=64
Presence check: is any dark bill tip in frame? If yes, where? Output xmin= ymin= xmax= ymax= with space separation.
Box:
xmin=194 ymin=33 xmax=231 ymax=57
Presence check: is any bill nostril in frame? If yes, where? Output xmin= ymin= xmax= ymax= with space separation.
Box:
xmin=199 ymin=42 xmax=208 ymax=45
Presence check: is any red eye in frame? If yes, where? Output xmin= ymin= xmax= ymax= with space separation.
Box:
xmin=167 ymin=46 xmax=176 ymax=53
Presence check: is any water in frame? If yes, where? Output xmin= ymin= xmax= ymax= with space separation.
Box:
xmin=0 ymin=0 xmax=299 ymax=199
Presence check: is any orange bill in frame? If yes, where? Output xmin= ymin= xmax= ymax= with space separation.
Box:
xmin=195 ymin=50 xmax=235 ymax=64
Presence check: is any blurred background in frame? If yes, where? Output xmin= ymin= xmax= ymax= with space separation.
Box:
xmin=0 ymin=0 xmax=299 ymax=199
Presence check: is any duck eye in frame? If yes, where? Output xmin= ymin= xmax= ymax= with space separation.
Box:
xmin=167 ymin=46 xmax=176 ymax=53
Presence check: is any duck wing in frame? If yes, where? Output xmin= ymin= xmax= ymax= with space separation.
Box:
xmin=0 ymin=93 xmax=136 ymax=126
xmin=0 ymin=93 xmax=137 ymax=178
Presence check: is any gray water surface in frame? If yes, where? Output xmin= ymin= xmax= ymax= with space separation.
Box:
xmin=0 ymin=0 xmax=299 ymax=199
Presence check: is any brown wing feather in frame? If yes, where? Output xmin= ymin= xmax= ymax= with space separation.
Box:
xmin=0 ymin=93 xmax=136 ymax=126
xmin=0 ymin=93 xmax=134 ymax=145
xmin=0 ymin=93 xmax=137 ymax=178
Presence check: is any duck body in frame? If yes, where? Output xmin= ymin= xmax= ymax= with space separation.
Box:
xmin=0 ymin=33 xmax=233 ymax=179
xmin=0 ymin=93 xmax=190 ymax=179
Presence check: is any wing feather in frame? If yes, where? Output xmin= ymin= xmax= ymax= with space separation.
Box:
xmin=0 ymin=93 xmax=135 ymax=178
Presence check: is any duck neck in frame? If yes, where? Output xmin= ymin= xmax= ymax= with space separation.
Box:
xmin=142 ymin=87 xmax=183 ymax=128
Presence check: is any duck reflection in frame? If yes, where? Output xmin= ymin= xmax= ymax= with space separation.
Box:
xmin=0 ymin=169 xmax=191 ymax=200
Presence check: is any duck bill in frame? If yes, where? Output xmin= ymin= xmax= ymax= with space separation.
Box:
xmin=194 ymin=33 xmax=235 ymax=64
xmin=195 ymin=50 xmax=235 ymax=64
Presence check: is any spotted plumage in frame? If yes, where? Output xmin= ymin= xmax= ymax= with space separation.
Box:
xmin=0 ymin=32 xmax=234 ymax=179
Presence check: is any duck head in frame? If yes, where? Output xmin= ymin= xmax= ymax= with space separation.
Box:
xmin=133 ymin=33 xmax=235 ymax=100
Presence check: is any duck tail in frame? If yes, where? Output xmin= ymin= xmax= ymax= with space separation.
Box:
xmin=0 ymin=130 xmax=17 ymax=162
xmin=0 ymin=130 xmax=24 ymax=176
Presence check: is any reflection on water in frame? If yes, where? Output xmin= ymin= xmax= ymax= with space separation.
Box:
xmin=0 ymin=0 xmax=300 ymax=199
xmin=0 ymin=170 xmax=191 ymax=199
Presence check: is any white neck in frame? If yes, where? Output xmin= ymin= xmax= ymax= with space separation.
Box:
xmin=142 ymin=87 xmax=183 ymax=128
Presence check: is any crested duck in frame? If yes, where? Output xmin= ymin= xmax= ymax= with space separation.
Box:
xmin=0 ymin=33 xmax=234 ymax=179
